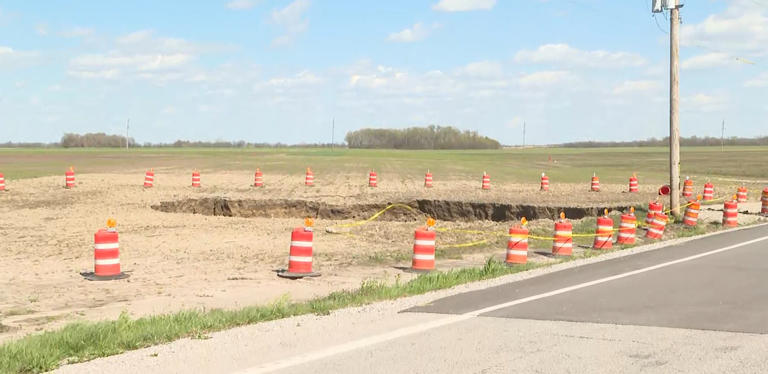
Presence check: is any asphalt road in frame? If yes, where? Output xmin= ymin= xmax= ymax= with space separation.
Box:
xmin=56 ymin=223 xmax=768 ymax=374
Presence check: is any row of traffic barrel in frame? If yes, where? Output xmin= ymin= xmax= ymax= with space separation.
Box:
xmin=77 ymin=188 xmax=768 ymax=281
xmin=6 ymin=167 xmax=755 ymax=198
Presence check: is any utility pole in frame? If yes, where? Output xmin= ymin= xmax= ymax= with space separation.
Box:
xmin=331 ymin=117 xmax=335 ymax=150
xmin=721 ymin=119 xmax=725 ymax=152
xmin=126 ymin=118 xmax=130 ymax=151
xmin=522 ymin=121 xmax=526 ymax=149
xmin=669 ymin=0 xmax=682 ymax=219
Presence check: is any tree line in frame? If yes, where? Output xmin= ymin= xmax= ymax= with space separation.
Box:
xmin=344 ymin=125 xmax=501 ymax=149
xmin=561 ymin=136 xmax=768 ymax=148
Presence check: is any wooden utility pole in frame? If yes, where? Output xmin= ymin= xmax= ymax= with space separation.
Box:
xmin=669 ymin=0 xmax=681 ymax=219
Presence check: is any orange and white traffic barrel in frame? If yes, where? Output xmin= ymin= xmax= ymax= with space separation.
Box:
xmin=552 ymin=212 xmax=573 ymax=256
xmin=191 ymin=170 xmax=201 ymax=187
xmin=645 ymin=201 xmax=663 ymax=226
xmin=143 ymin=169 xmax=154 ymax=188
xmin=481 ymin=172 xmax=491 ymax=190
xmin=645 ymin=212 xmax=668 ymax=240
xmin=592 ymin=211 xmax=614 ymax=250
xmin=683 ymin=198 xmax=701 ymax=227
xmin=762 ymin=187 xmax=768 ymax=216
xmin=411 ymin=218 xmax=437 ymax=272
xmin=682 ymin=176 xmax=694 ymax=198
xmin=540 ymin=173 xmax=549 ymax=191
xmin=590 ymin=173 xmax=600 ymax=192
xmin=424 ymin=170 xmax=433 ymax=188
xmin=506 ymin=218 xmax=529 ymax=265
xmin=629 ymin=173 xmax=639 ymax=193
xmin=82 ymin=218 xmax=129 ymax=281
xmin=722 ymin=198 xmax=738 ymax=227
xmin=278 ymin=218 xmax=320 ymax=279
xmin=65 ymin=167 xmax=76 ymax=188
xmin=736 ymin=186 xmax=748 ymax=203
xmin=254 ymin=168 xmax=264 ymax=187
xmin=616 ymin=208 xmax=637 ymax=245
xmin=703 ymin=182 xmax=714 ymax=201
xmin=0 ymin=172 xmax=5 ymax=192
xmin=368 ymin=170 xmax=378 ymax=188
xmin=305 ymin=168 xmax=315 ymax=187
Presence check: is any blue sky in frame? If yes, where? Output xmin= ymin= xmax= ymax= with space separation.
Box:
xmin=0 ymin=0 xmax=766 ymax=145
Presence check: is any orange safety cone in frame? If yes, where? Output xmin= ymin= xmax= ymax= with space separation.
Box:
xmin=410 ymin=218 xmax=437 ymax=272
xmin=703 ymin=181 xmax=714 ymax=201
xmin=645 ymin=212 xmax=668 ymax=240
xmin=593 ymin=209 xmax=614 ymax=250
xmin=65 ymin=166 xmax=76 ymax=188
xmin=540 ymin=173 xmax=549 ymax=191
xmin=682 ymin=176 xmax=694 ymax=198
xmin=722 ymin=196 xmax=738 ymax=227
xmin=645 ymin=201 xmax=663 ymax=226
xmin=683 ymin=196 xmax=701 ymax=227
xmin=424 ymin=170 xmax=433 ymax=188
xmin=143 ymin=169 xmax=154 ymax=188
xmin=552 ymin=212 xmax=573 ymax=256
xmin=762 ymin=188 xmax=768 ymax=216
xmin=81 ymin=218 xmax=129 ymax=281
xmin=305 ymin=167 xmax=315 ymax=187
xmin=629 ymin=173 xmax=639 ymax=193
xmin=278 ymin=218 xmax=320 ymax=279
xmin=254 ymin=168 xmax=264 ymax=187
xmin=368 ymin=170 xmax=378 ymax=188
xmin=590 ymin=173 xmax=600 ymax=192
xmin=481 ymin=172 xmax=491 ymax=190
xmin=506 ymin=218 xmax=529 ymax=265
xmin=616 ymin=207 xmax=637 ymax=245
xmin=0 ymin=172 xmax=5 ymax=192
xmin=736 ymin=186 xmax=748 ymax=203
xmin=192 ymin=170 xmax=201 ymax=187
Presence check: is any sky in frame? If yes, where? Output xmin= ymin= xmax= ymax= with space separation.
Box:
xmin=0 ymin=0 xmax=766 ymax=145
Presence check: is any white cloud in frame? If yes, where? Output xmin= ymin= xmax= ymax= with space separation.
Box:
xmin=457 ymin=60 xmax=503 ymax=78
xmin=432 ymin=0 xmax=496 ymax=12
xmin=0 ymin=46 xmax=37 ymax=67
xmin=745 ymin=72 xmax=768 ymax=87
xmin=681 ymin=1 xmax=768 ymax=56
xmin=227 ymin=0 xmax=257 ymax=10
xmin=271 ymin=0 xmax=311 ymax=46
xmin=682 ymin=93 xmax=727 ymax=112
xmin=612 ymin=80 xmax=661 ymax=94
xmin=267 ymin=70 xmax=322 ymax=87
xmin=681 ymin=52 xmax=742 ymax=70
xmin=388 ymin=22 xmax=439 ymax=43
xmin=58 ymin=27 xmax=93 ymax=38
xmin=514 ymin=43 xmax=647 ymax=68
xmin=517 ymin=70 xmax=575 ymax=88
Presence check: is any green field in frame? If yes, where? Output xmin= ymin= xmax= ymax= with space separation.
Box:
xmin=0 ymin=146 xmax=766 ymax=185
xmin=0 ymin=147 xmax=768 ymax=183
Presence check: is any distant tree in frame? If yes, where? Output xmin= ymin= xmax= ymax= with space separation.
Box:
xmin=345 ymin=125 xmax=501 ymax=150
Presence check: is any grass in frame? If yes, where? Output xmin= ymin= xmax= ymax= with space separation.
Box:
xmin=0 ymin=259 xmax=540 ymax=374
xmin=1 ymin=146 xmax=767 ymax=186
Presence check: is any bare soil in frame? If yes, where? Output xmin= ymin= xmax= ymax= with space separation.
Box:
xmin=0 ymin=171 xmax=764 ymax=342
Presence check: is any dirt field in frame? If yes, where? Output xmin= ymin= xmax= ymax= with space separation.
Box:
xmin=1 ymin=162 xmax=766 ymax=343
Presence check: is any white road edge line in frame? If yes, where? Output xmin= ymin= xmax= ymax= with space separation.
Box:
xmin=236 ymin=233 xmax=768 ymax=374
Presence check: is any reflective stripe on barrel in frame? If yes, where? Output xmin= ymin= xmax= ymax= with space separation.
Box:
xmin=683 ymin=179 xmax=694 ymax=198
xmin=305 ymin=171 xmax=314 ymax=186
xmin=94 ymin=229 xmax=121 ymax=277
xmin=0 ymin=173 xmax=5 ymax=191
xmin=144 ymin=171 xmax=154 ymax=188
xmin=424 ymin=172 xmax=433 ymax=188
xmin=592 ymin=216 xmax=614 ymax=249
xmin=629 ymin=177 xmax=639 ymax=192
xmin=369 ymin=171 xmax=377 ymax=187
xmin=552 ymin=220 xmax=573 ymax=256
xmin=645 ymin=213 xmax=667 ymax=239
xmin=412 ymin=228 xmax=436 ymax=271
xmin=192 ymin=171 xmax=201 ymax=187
xmin=506 ymin=226 xmax=529 ymax=265
xmin=722 ymin=200 xmax=738 ymax=227
xmin=65 ymin=171 xmax=76 ymax=188
xmin=540 ymin=176 xmax=549 ymax=191
xmin=591 ymin=177 xmax=600 ymax=192
xmin=683 ymin=200 xmax=700 ymax=226
xmin=254 ymin=170 xmax=264 ymax=187
xmin=645 ymin=201 xmax=663 ymax=225
xmin=737 ymin=187 xmax=747 ymax=203
xmin=287 ymin=228 xmax=313 ymax=274
xmin=481 ymin=174 xmax=490 ymax=190
xmin=703 ymin=183 xmax=714 ymax=200
xmin=616 ymin=214 xmax=636 ymax=244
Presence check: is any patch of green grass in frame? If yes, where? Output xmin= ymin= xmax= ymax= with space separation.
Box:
xmin=0 ymin=258 xmax=540 ymax=374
